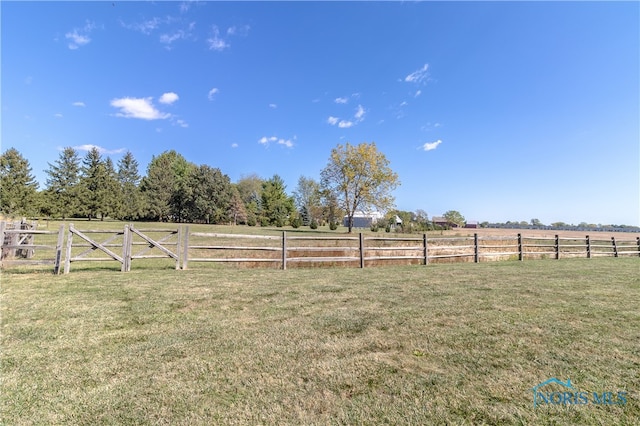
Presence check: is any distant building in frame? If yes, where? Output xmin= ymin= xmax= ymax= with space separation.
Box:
xmin=464 ymin=221 xmax=478 ymax=229
xmin=343 ymin=211 xmax=384 ymax=228
xmin=432 ymin=216 xmax=462 ymax=228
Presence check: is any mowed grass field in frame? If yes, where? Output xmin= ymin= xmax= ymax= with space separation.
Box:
xmin=1 ymin=257 xmax=639 ymax=425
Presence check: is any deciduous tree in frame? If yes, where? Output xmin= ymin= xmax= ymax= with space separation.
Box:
xmin=293 ymin=176 xmax=322 ymax=226
xmin=140 ymin=150 xmax=190 ymax=222
xmin=443 ymin=210 xmax=466 ymax=228
xmin=320 ymin=142 xmax=399 ymax=233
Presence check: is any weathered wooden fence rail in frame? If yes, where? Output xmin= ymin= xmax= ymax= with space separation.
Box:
xmin=182 ymin=231 xmax=640 ymax=270
xmin=63 ymin=224 xmax=180 ymax=273
xmin=2 ymin=223 xmax=639 ymax=273
xmin=0 ymin=221 xmax=65 ymax=274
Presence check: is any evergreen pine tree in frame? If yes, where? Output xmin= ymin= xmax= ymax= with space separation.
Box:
xmin=0 ymin=148 xmax=39 ymax=216
xmin=44 ymin=147 xmax=81 ymax=219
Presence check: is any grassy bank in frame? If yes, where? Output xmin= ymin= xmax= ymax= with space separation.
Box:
xmin=1 ymin=258 xmax=639 ymax=424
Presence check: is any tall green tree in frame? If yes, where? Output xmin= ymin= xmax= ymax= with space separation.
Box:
xmin=79 ymin=147 xmax=109 ymax=220
xmin=140 ymin=150 xmax=190 ymax=222
xmin=236 ymin=174 xmax=263 ymax=225
xmin=0 ymin=148 xmax=38 ymax=215
xmin=293 ymin=176 xmax=322 ymax=226
xmin=184 ymin=165 xmax=232 ymax=223
xmin=100 ymin=157 xmax=121 ymax=220
xmin=0 ymin=148 xmax=39 ymax=216
xmin=117 ymin=151 xmax=145 ymax=220
xmin=261 ymin=175 xmax=294 ymax=227
xmin=44 ymin=147 xmax=81 ymax=219
xmin=320 ymin=142 xmax=400 ymax=233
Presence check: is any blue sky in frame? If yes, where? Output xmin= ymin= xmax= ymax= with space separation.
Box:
xmin=2 ymin=1 xmax=639 ymax=226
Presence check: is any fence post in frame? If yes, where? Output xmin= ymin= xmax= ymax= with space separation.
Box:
xmin=64 ymin=224 xmax=74 ymax=274
xmin=176 ymin=226 xmax=182 ymax=270
xmin=53 ymin=225 xmax=65 ymax=274
xmin=518 ymin=233 xmax=523 ymax=261
xmin=611 ymin=237 xmax=618 ymax=258
xmin=586 ymin=235 xmax=591 ymax=259
xmin=474 ymin=233 xmax=479 ymax=263
xmin=121 ymin=224 xmax=130 ymax=272
xmin=554 ymin=235 xmax=559 ymax=260
xmin=359 ymin=232 xmax=364 ymax=268
xmin=182 ymin=226 xmax=189 ymax=270
xmin=423 ymin=233 xmax=428 ymax=265
xmin=0 ymin=221 xmax=6 ymax=261
xmin=637 ymin=237 xmax=640 ymax=258
xmin=282 ymin=231 xmax=287 ymax=270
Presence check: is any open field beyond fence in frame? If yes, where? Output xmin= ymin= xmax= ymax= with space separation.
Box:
xmin=1 ymin=220 xmax=638 ymax=273
xmin=1 ymin=258 xmax=638 ymax=425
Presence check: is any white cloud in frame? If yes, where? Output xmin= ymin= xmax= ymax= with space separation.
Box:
xmin=231 ymin=143 xmax=239 ymax=148
xmin=258 ymin=135 xmax=294 ymax=148
xmin=335 ymin=97 xmax=349 ymax=104
xmin=121 ymin=17 xmax=162 ymax=35
xmin=160 ymin=31 xmax=184 ymax=46
xmin=159 ymin=92 xmax=179 ymax=105
xmin=110 ymin=97 xmax=171 ymax=120
xmin=327 ymin=116 xmax=339 ymax=125
xmin=269 ymin=103 xmax=277 ymax=109
xmin=208 ymin=88 xmax=219 ymax=100
xmin=422 ymin=139 xmax=442 ymax=151
xmin=405 ymin=64 xmax=430 ymax=84
xmin=159 ymin=22 xmax=195 ymax=49
xmin=54 ymin=113 xmax=63 ymax=118
xmin=65 ymin=21 xmax=97 ymax=50
xmin=414 ymin=90 xmax=422 ymax=98
xmin=278 ymin=139 xmax=294 ymax=148
xmin=227 ymin=25 xmax=250 ymax=36
xmin=338 ymin=120 xmax=354 ymax=128
xmin=174 ymin=119 xmax=189 ymax=128
xmin=208 ymin=26 xmax=230 ymax=51
xmin=72 ymin=101 xmax=85 ymax=107
xmin=73 ymin=144 xmax=126 ymax=154
xmin=180 ymin=2 xmax=192 ymax=13
xmin=400 ymin=101 xmax=408 ymax=107
xmin=354 ymin=104 xmax=365 ymax=121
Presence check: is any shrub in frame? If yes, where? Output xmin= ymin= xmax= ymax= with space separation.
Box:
xmin=260 ymin=217 xmax=270 ymax=227
xmin=329 ymin=221 xmax=338 ymax=231
xmin=370 ymin=223 xmax=379 ymax=232
xmin=290 ymin=217 xmax=301 ymax=228
xmin=247 ymin=216 xmax=257 ymax=227
xmin=310 ymin=219 xmax=318 ymax=230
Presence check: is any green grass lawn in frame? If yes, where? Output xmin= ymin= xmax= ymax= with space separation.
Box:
xmin=1 ymin=258 xmax=638 ymax=425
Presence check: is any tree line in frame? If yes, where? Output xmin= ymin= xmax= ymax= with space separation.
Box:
xmin=0 ymin=143 xmax=400 ymax=232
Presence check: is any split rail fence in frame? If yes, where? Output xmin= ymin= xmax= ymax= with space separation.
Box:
xmin=0 ymin=221 xmax=65 ymax=274
xmin=1 ymin=221 xmax=639 ymax=274
xmin=182 ymin=229 xmax=640 ymax=270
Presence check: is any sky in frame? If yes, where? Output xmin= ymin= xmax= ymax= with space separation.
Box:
xmin=2 ymin=1 xmax=639 ymax=226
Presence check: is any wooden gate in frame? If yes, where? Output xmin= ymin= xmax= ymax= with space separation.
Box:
xmin=123 ymin=225 xmax=181 ymax=271
xmin=64 ymin=224 xmax=126 ymax=273
xmin=64 ymin=224 xmax=181 ymax=273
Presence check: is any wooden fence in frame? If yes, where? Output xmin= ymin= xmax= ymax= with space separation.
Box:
xmin=0 ymin=221 xmax=65 ymax=274
xmin=182 ymin=230 xmax=640 ymax=270
xmin=64 ymin=224 xmax=180 ymax=273
xmin=2 ymin=225 xmax=639 ymax=273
